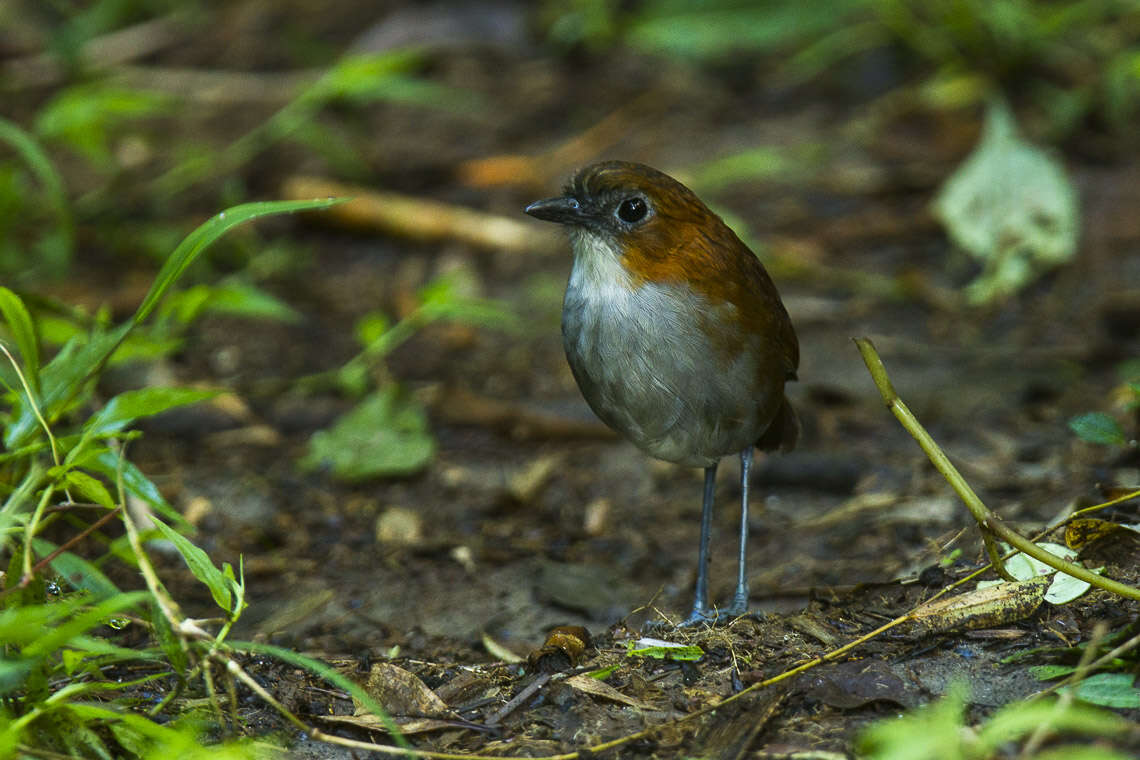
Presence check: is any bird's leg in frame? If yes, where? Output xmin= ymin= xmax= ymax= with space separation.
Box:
xmin=725 ymin=447 xmax=753 ymax=617
xmin=680 ymin=463 xmax=718 ymax=627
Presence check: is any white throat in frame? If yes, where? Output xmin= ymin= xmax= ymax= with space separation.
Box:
xmin=566 ymin=228 xmax=636 ymax=305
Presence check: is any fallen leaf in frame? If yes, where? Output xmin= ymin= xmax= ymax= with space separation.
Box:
xmin=355 ymin=663 xmax=451 ymax=718
xmin=908 ymin=575 xmax=1049 ymax=633
xmin=932 ymin=100 xmax=1078 ymax=304
xmin=565 ymin=674 xmax=660 ymax=710
xmin=319 ymin=714 xmax=453 ymax=735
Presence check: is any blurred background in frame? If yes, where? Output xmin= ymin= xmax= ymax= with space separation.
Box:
xmin=3 ymin=0 xmax=1140 ymax=749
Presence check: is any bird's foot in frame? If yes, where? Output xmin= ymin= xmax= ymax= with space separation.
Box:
xmin=676 ymin=599 xmax=760 ymax=628
xmin=724 ymin=591 xmax=750 ymax=619
xmin=676 ymin=604 xmax=728 ymax=628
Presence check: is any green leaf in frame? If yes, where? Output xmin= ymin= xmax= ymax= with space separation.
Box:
xmin=61 ymin=648 xmax=100 ymax=677
xmin=689 ymin=144 xmax=823 ymax=191
xmin=149 ymin=518 xmax=233 ymax=614
xmin=34 ymin=84 xmax=173 ymax=165
xmin=355 ymin=311 xmax=391 ymax=348
xmin=83 ymin=386 xmax=220 ymax=437
xmin=1069 ymin=412 xmax=1127 ymax=445
xmin=132 ymin=199 xmax=345 ymax=326
xmin=0 ymin=286 xmax=40 ymax=394
xmin=1067 ymin=673 xmax=1140 ymax=709
xmin=992 ymin=541 xmax=1097 ymax=605
xmin=1029 ymin=664 xmax=1077 ymax=680
xmin=8 ymin=198 xmax=343 ymax=450
xmin=200 ymin=281 xmax=302 ymax=323
xmin=22 ymin=591 xmax=149 ymax=658
xmin=32 ymin=538 xmax=122 ymax=600
xmin=0 ymin=656 xmax=34 ymax=691
xmin=89 ymin=451 xmax=190 ymax=531
xmin=1045 ymin=566 xmax=1100 ymax=605
xmin=978 ymin=695 xmax=1128 ymax=752
xmin=857 ymin=683 xmax=968 ymax=759
xmin=150 ymin=597 xmax=188 ymax=675
xmin=232 ymin=640 xmax=407 ymax=748
xmin=627 ymin=0 xmax=871 ymax=59
xmin=627 ymin=643 xmax=704 ymax=661
xmin=418 ymin=275 xmax=517 ymax=329
xmin=933 ymin=100 xmax=1079 ymax=304
xmin=62 ymin=470 xmax=116 ymax=509
xmin=301 ymin=385 xmax=435 ymax=480
xmin=0 ymin=116 xmax=73 ymax=271
xmin=4 ymin=325 xmax=131 ymax=449
xmin=68 ymin=703 xmax=248 ymax=756
xmin=304 ymin=51 xmax=473 ymax=110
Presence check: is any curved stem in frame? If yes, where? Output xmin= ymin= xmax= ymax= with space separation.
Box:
xmin=854 ymin=337 xmax=1140 ymax=602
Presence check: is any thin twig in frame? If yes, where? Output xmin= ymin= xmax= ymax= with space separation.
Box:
xmin=1070 ymin=488 xmax=1140 ymax=520
xmin=486 ymin=673 xmax=551 ymax=727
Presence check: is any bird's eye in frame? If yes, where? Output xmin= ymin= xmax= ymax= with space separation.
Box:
xmin=617 ymin=197 xmax=648 ymax=224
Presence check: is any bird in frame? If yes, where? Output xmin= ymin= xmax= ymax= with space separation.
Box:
xmin=525 ymin=160 xmax=799 ymax=626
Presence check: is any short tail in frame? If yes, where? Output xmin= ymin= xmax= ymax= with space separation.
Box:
xmin=755 ymin=395 xmax=798 ymax=453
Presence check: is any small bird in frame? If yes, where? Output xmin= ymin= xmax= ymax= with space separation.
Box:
xmin=525 ymin=161 xmax=799 ymax=626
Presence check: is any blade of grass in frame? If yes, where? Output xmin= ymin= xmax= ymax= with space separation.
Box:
xmin=0 ymin=116 xmax=74 ymax=261
xmin=231 ymin=641 xmax=409 ymax=748
xmin=0 ymin=287 xmax=41 ymax=395
xmin=43 ymin=198 xmax=346 ymax=433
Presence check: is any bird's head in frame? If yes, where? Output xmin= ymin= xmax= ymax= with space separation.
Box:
xmin=525 ymin=160 xmax=747 ymax=292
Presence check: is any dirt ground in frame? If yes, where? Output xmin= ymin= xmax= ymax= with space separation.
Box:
xmin=18 ymin=1 xmax=1140 ymax=757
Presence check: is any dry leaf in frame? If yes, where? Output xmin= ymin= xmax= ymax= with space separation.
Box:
xmin=907 ymin=575 xmax=1049 ymax=634
xmin=355 ymin=663 xmax=451 ymax=718
xmin=565 ymin=674 xmax=659 ymax=710
xmin=319 ymin=713 xmax=453 ymax=735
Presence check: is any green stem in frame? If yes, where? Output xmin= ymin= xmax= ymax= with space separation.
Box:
xmin=854 ymin=337 xmax=1140 ymax=602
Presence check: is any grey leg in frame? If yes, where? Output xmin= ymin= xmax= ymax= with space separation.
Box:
xmin=680 ymin=463 xmax=718 ymax=626
xmin=726 ymin=448 xmax=753 ymax=616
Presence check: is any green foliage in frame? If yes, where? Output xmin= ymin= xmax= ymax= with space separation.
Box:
xmin=0 ymin=198 xmax=349 ymax=757
xmin=0 ymin=118 xmax=74 ymax=281
xmin=1063 ymin=673 xmax=1140 ymax=709
xmin=857 ymin=683 xmax=1132 ymax=759
xmin=543 ymin=0 xmax=1140 ymax=136
xmin=35 ymin=83 xmax=174 ymax=166
xmin=687 ymin=144 xmax=827 ymax=192
xmin=1069 ymin=412 xmax=1127 ymax=445
xmin=301 ymin=384 xmax=435 ymax=481
xmin=1068 ymin=362 xmax=1138 ymax=446
xmin=626 ymin=642 xmax=704 ymax=661
xmin=155 ymin=49 xmax=472 ymax=199
xmin=301 ymin=272 xmax=516 ymax=481
xmin=979 ymin=541 xmax=1101 ymax=605
xmin=2 ymin=25 xmax=460 ymax=286
xmin=150 ymin=519 xmax=244 ymax=615
xmin=933 ymin=101 xmax=1078 ymax=304
xmin=626 ymin=0 xmax=871 ymax=60
xmin=0 ymin=287 xmax=41 ymax=396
